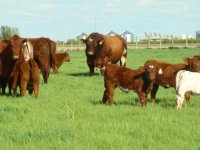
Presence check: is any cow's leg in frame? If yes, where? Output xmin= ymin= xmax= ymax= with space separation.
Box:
xmin=89 ymin=65 xmax=95 ymax=76
xmin=184 ymin=91 xmax=190 ymax=106
xmin=103 ymin=82 xmax=115 ymax=106
xmin=150 ymin=83 xmax=159 ymax=104
xmin=20 ymin=79 xmax=28 ymax=96
xmin=1 ymin=80 xmax=7 ymax=95
xmin=11 ymin=71 xmax=20 ymax=96
xmin=176 ymin=93 xmax=184 ymax=109
xmin=36 ymin=56 xmax=50 ymax=83
xmin=101 ymin=90 xmax=108 ymax=104
xmin=120 ymin=55 xmax=126 ymax=67
xmin=138 ymin=92 xmax=147 ymax=107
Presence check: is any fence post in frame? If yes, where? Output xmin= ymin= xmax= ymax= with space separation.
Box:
xmin=159 ymin=34 xmax=162 ymax=49
xmin=135 ymin=36 xmax=138 ymax=49
xmin=70 ymin=40 xmax=73 ymax=51
xmin=148 ymin=35 xmax=150 ymax=48
xmin=186 ymin=34 xmax=188 ymax=48
xmin=171 ymin=35 xmax=174 ymax=48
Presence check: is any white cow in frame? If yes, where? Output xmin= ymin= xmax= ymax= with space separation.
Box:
xmin=176 ymin=70 xmax=200 ymax=109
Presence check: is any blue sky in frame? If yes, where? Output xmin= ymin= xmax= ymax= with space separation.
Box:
xmin=0 ymin=0 xmax=199 ymax=41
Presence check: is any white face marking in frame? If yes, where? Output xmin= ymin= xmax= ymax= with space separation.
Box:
xmin=89 ymin=38 xmax=94 ymax=42
xmin=149 ymin=65 xmax=154 ymax=69
xmin=158 ymin=68 xmax=163 ymax=74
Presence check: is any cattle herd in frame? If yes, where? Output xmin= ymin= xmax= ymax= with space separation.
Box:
xmin=81 ymin=32 xmax=200 ymax=109
xmin=0 ymin=33 xmax=200 ymax=109
xmin=0 ymin=35 xmax=70 ymax=97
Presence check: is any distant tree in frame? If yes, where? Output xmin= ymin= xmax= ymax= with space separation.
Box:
xmin=66 ymin=39 xmax=79 ymax=44
xmin=0 ymin=25 xmax=19 ymax=39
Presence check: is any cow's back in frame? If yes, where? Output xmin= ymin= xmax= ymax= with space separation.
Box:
xmin=106 ymin=35 xmax=127 ymax=63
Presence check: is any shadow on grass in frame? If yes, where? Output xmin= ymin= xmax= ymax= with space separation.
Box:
xmin=91 ymin=98 xmax=140 ymax=107
xmin=92 ymin=98 xmax=176 ymax=108
xmin=0 ymin=92 xmax=21 ymax=98
xmin=152 ymin=98 xmax=175 ymax=108
xmin=67 ymin=72 xmax=100 ymax=77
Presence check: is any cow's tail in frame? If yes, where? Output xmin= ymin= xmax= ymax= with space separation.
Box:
xmin=120 ymin=36 xmax=127 ymax=67
xmin=47 ymin=39 xmax=58 ymax=74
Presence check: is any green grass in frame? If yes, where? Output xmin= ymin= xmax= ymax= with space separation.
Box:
xmin=1 ymin=48 xmax=200 ymax=149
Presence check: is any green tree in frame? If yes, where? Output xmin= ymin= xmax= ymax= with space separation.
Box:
xmin=0 ymin=25 xmax=19 ymax=39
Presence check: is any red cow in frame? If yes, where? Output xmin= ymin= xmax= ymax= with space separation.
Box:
xmin=81 ymin=32 xmax=127 ymax=75
xmin=144 ymin=60 xmax=189 ymax=104
xmin=184 ymin=55 xmax=200 ymax=72
xmin=28 ymin=38 xmax=57 ymax=83
xmin=144 ymin=58 xmax=200 ymax=105
xmin=102 ymin=64 xmax=157 ymax=106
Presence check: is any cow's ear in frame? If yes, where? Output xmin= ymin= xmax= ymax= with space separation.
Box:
xmin=98 ymin=40 xmax=104 ymax=45
xmin=80 ymin=39 xmax=86 ymax=43
xmin=183 ymin=57 xmax=190 ymax=65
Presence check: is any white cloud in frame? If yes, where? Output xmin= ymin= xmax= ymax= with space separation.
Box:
xmin=38 ymin=4 xmax=56 ymax=10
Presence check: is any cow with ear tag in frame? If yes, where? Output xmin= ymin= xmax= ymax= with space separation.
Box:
xmin=81 ymin=32 xmax=127 ymax=76
xmin=144 ymin=59 xmax=190 ymax=105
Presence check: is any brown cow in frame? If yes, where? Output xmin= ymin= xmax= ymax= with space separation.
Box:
xmin=81 ymin=32 xmax=127 ymax=75
xmin=28 ymin=37 xmax=57 ymax=83
xmin=53 ymin=52 xmax=70 ymax=69
xmin=0 ymin=38 xmax=19 ymax=94
xmin=10 ymin=58 xmax=40 ymax=97
xmin=184 ymin=55 xmax=200 ymax=72
xmin=144 ymin=58 xmax=200 ymax=105
xmin=101 ymin=64 xmax=157 ymax=106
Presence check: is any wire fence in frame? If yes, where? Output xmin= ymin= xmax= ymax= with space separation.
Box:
xmin=57 ymin=42 xmax=200 ymax=52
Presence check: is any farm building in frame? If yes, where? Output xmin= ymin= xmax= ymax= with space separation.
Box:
xmin=121 ymin=30 xmax=134 ymax=43
xmin=107 ymin=30 xmax=117 ymax=36
xmin=196 ymin=30 xmax=200 ymax=39
xmin=76 ymin=32 xmax=88 ymax=40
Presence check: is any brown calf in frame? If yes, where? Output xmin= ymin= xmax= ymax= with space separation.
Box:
xmin=144 ymin=60 xmax=190 ymax=104
xmin=10 ymin=58 xmax=40 ymax=98
xmin=101 ymin=64 xmax=157 ymax=106
xmin=53 ymin=52 xmax=70 ymax=70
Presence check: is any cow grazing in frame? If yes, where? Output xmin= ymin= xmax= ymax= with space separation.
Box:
xmin=144 ymin=60 xmax=190 ymax=104
xmin=53 ymin=52 xmax=70 ymax=70
xmin=101 ymin=64 xmax=157 ymax=106
xmin=10 ymin=58 xmax=40 ymax=98
xmin=176 ymin=70 xmax=200 ymax=109
xmin=81 ymin=32 xmax=127 ymax=75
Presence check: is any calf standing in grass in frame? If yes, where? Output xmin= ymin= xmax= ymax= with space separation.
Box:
xmin=10 ymin=41 xmax=40 ymax=98
xmin=176 ymin=70 xmax=200 ymax=109
xmin=101 ymin=64 xmax=157 ymax=106
xmin=53 ymin=52 xmax=70 ymax=70
xmin=11 ymin=58 xmax=40 ymax=97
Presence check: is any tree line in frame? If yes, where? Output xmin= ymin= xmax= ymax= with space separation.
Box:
xmin=0 ymin=25 xmax=19 ymax=39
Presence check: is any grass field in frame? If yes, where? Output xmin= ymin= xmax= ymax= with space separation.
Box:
xmin=1 ymin=48 xmax=200 ymax=149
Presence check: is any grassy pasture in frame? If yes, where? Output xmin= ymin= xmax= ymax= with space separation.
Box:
xmin=0 ymin=48 xmax=200 ymax=149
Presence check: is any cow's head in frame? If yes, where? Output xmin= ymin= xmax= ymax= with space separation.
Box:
xmin=80 ymin=32 xmax=104 ymax=56
xmin=144 ymin=65 xmax=158 ymax=81
xmin=184 ymin=56 xmax=200 ymax=72
xmin=7 ymin=35 xmax=27 ymax=60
